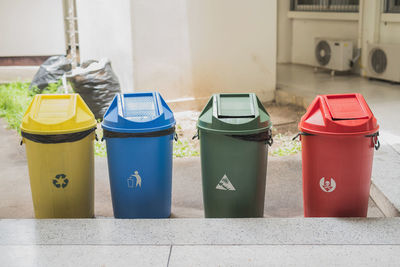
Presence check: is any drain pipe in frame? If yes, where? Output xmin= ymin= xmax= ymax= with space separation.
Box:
xmin=66 ymin=0 xmax=78 ymax=68
xmin=357 ymin=0 xmax=364 ymax=49
xmin=351 ymin=0 xmax=364 ymax=68
xmin=373 ymin=0 xmax=382 ymax=44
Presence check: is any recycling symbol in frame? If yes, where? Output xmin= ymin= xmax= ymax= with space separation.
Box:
xmin=52 ymin=174 xmax=69 ymax=188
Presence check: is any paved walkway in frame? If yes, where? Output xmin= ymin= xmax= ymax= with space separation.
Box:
xmin=1 ymin=218 xmax=400 ymax=266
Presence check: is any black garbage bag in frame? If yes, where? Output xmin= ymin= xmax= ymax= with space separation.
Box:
xmin=67 ymin=58 xmax=121 ymax=119
xmin=29 ymin=56 xmax=72 ymax=91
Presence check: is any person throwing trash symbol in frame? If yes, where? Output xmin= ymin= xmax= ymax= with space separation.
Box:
xmin=127 ymin=171 xmax=142 ymax=188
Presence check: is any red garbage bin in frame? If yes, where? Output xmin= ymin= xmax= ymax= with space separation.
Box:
xmin=299 ymin=93 xmax=379 ymax=217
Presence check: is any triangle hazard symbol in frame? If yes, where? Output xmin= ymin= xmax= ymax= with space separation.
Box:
xmin=216 ymin=174 xmax=236 ymax=191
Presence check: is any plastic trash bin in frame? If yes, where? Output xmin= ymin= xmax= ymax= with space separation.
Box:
xmin=197 ymin=93 xmax=273 ymax=218
xmin=21 ymin=94 xmax=96 ymax=218
xmin=298 ymin=93 xmax=379 ymax=217
xmin=102 ymin=92 xmax=176 ymax=218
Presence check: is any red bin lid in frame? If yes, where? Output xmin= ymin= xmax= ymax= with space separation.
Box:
xmin=299 ymin=93 xmax=379 ymax=136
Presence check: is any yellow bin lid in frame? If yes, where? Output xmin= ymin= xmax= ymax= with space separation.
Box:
xmin=21 ymin=94 xmax=97 ymax=135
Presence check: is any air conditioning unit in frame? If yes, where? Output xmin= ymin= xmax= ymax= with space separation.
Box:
xmin=366 ymin=43 xmax=400 ymax=83
xmin=314 ymin=38 xmax=354 ymax=75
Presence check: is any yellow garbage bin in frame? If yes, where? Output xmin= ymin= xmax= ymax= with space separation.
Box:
xmin=21 ymin=94 xmax=97 ymax=218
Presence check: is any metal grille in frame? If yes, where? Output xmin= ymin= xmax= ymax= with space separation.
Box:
xmin=291 ymin=0 xmax=359 ymax=12
xmin=370 ymin=49 xmax=387 ymax=74
xmin=315 ymin=40 xmax=331 ymax=66
xmin=385 ymin=0 xmax=400 ymax=13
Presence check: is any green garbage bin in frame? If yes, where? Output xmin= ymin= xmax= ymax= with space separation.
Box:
xmin=197 ymin=93 xmax=272 ymax=218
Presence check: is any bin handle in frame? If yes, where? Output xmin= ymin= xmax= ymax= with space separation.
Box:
xmin=174 ymin=132 xmax=179 ymax=142
xmin=192 ymin=130 xmax=199 ymax=140
xmin=292 ymin=132 xmax=314 ymax=141
xmin=293 ymin=132 xmax=380 ymax=151
xmin=266 ymin=128 xmax=273 ymax=146
xmin=266 ymin=135 xmax=273 ymax=146
xmin=366 ymin=132 xmax=380 ymax=151
xmin=191 ymin=129 xmax=273 ymax=146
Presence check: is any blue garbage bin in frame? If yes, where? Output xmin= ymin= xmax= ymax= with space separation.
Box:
xmin=102 ymin=92 xmax=176 ymax=218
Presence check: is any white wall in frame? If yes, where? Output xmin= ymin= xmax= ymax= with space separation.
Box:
xmin=380 ymin=20 xmax=400 ymax=44
xmin=0 ymin=0 xmax=66 ymax=56
xmin=186 ymin=0 xmax=277 ymax=102
xmin=76 ymin=0 xmax=135 ymax=91
xmin=78 ymin=0 xmax=277 ymax=103
xmin=129 ymin=0 xmax=193 ymax=99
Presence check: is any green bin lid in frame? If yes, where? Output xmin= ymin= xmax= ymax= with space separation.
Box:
xmin=197 ymin=93 xmax=271 ymax=134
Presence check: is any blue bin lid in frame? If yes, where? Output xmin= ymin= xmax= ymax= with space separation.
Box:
xmin=102 ymin=92 xmax=175 ymax=133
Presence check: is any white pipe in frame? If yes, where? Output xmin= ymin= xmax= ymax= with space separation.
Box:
xmin=357 ymin=0 xmax=364 ymax=49
xmin=373 ymin=0 xmax=382 ymax=43
xmin=62 ymin=74 xmax=68 ymax=94
xmin=67 ymin=0 xmax=77 ymax=68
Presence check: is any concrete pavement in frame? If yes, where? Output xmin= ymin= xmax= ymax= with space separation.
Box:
xmin=2 ymin=218 xmax=400 ymax=266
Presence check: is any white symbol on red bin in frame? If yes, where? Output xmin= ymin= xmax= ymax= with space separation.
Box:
xmin=320 ymin=177 xmax=336 ymax=193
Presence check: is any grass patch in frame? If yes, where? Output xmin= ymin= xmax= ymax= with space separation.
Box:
xmin=0 ymin=82 xmax=33 ymax=132
xmin=95 ymin=141 xmax=107 ymax=157
xmin=270 ymin=133 xmax=301 ymax=156
xmin=0 ymin=82 xmax=60 ymax=133
xmin=95 ymin=127 xmax=107 ymax=157
xmin=173 ymin=139 xmax=200 ymax=158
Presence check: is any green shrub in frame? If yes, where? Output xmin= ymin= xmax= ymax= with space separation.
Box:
xmin=0 ymin=81 xmax=62 ymax=132
xmin=0 ymin=82 xmax=33 ymax=132
xmin=173 ymin=139 xmax=200 ymax=157
xmin=270 ymin=133 xmax=301 ymax=156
